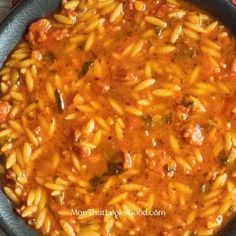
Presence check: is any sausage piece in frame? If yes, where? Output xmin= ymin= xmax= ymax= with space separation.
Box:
xmin=27 ymin=19 xmax=68 ymax=45
xmin=27 ymin=19 xmax=52 ymax=45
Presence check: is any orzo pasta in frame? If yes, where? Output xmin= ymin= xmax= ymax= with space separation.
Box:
xmin=0 ymin=0 xmax=236 ymax=235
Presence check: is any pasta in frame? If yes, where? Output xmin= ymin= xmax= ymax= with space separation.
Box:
xmin=0 ymin=0 xmax=236 ymax=235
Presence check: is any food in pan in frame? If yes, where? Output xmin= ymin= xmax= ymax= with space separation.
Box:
xmin=0 ymin=0 xmax=236 ymax=235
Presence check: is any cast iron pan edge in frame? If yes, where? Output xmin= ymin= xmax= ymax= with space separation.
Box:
xmin=189 ymin=0 xmax=236 ymax=36
xmin=0 ymin=0 xmax=236 ymax=235
xmin=0 ymin=0 xmax=61 ymax=67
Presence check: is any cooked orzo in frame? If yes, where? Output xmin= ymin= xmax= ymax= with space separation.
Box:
xmin=0 ymin=0 xmax=236 ymax=235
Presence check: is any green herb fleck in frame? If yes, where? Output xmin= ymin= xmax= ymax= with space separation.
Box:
xmin=89 ymin=174 xmax=108 ymax=189
xmin=107 ymin=161 xmax=124 ymax=176
xmin=44 ymin=52 xmax=56 ymax=62
xmin=163 ymin=112 xmax=173 ymax=124
xmin=218 ymin=150 xmax=229 ymax=166
xmin=0 ymin=154 xmax=7 ymax=165
xmin=79 ymin=61 xmax=94 ymax=78
xmin=54 ymin=89 xmax=65 ymax=113
xmin=89 ymin=176 xmax=102 ymax=188
xmin=142 ymin=115 xmax=153 ymax=126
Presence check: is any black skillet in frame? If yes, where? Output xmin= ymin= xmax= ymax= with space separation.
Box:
xmin=0 ymin=0 xmax=236 ymax=235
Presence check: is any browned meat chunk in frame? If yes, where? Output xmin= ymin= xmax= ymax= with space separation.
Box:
xmin=0 ymin=101 xmax=11 ymax=123
xmin=50 ymin=28 xmax=68 ymax=41
xmin=27 ymin=19 xmax=68 ymax=45
xmin=78 ymin=147 xmax=91 ymax=158
xmin=183 ymin=123 xmax=204 ymax=146
xmin=27 ymin=19 xmax=52 ymax=44
xmin=145 ymin=149 xmax=176 ymax=178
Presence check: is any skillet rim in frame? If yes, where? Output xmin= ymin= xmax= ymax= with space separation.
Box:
xmin=0 ymin=0 xmax=236 ymax=235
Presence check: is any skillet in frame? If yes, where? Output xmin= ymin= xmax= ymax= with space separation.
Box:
xmin=0 ymin=0 xmax=236 ymax=235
